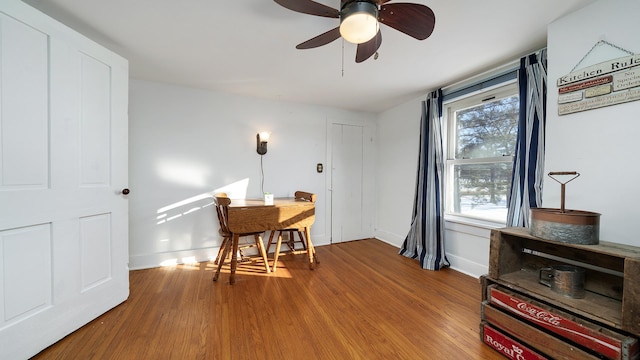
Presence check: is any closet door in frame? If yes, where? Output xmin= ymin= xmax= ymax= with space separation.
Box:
xmin=0 ymin=3 xmax=129 ymax=359
xmin=330 ymin=123 xmax=365 ymax=243
xmin=328 ymin=120 xmax=375 ymax=244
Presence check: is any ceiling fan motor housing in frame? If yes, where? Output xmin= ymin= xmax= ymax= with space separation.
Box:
xmin=340 ymin=0 xmax=379 ymax=17
xmin=339 ymin=1 xmax=379 ymax=44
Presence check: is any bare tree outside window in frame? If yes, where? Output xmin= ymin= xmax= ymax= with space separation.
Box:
xmin=446 ymin=83 xmax=519 ymax=222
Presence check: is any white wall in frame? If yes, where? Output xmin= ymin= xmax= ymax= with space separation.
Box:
xmin=128 ymin=80 xmax=376 ymax=269
xmin=375 ymin=0 xmax=638 ymax=277
xmin=374 ymin=97 xmax=422 ymax=245
xmin=545 ymin=0 xmax=640 ymax=247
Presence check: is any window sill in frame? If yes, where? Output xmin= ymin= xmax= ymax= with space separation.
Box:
xmin=444 ymin=213 xmax=506 ymax=231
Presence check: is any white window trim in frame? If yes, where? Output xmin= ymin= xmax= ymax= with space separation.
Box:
xmin=442 ymin=79 xmax=519 ymax=227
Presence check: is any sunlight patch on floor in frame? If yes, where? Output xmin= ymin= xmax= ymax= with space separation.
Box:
xmin=158 ymin=256 xmax=296 ymax=278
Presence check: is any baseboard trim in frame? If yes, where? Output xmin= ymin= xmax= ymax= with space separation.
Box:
xmin=129 ymin=233 xmax=328 ymax=270
xmin=129 ymin=247 xmax=218 ymax=270
xmin=446 ymin=253 xmax=487 ymax=279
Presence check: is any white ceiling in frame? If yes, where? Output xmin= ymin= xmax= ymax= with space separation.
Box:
xmin=23 ymin=0 xmax=597 ymax=113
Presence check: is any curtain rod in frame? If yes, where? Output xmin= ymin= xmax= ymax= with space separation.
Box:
xmin=441 ymin=48 xmax=546 ymax=95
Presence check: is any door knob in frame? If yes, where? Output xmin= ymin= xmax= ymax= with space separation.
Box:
xmin=122 ymin=188 xmax=130 ymax=195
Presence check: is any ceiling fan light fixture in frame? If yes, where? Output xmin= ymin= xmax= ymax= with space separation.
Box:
xmin=339 ymin=1 xmax=379 ymax=44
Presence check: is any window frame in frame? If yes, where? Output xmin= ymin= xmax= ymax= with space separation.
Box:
xmin=442 ymin=79 xmax=519 ymax=225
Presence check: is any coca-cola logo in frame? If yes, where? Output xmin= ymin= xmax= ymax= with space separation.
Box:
xmin=516 ymin=301 xmax=562 ymax=326
xmin=485 ymin=334 xmax=528 ymax=360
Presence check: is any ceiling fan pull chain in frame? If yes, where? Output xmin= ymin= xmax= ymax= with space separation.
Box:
xmin=341 ymin=38 xmax=345 ymax=77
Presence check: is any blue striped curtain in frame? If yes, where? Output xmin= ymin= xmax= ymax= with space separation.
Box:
xmin=506 ymin=49 xmax=547 ymax=227
xmin=400 ymin=89 xmax=449 ymax=270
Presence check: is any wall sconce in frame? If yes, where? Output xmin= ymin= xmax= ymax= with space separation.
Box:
xmin=256 ymin=131 xmax=270 ymax=155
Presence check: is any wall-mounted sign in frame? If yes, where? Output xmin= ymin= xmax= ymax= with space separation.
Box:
xmin=557 ymin=54 xmax=640 ymax=115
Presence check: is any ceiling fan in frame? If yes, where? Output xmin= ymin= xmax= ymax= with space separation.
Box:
xmin=274 ymin=0 xmax=436 ymax=63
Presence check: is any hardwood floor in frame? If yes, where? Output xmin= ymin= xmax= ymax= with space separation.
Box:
xmin=32 ymin=239 xmax=503 ymax=359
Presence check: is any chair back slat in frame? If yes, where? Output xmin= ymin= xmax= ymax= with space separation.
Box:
xmin=294 ymin=191 xmax=316 ymax=203
xmin=213 ymin=193 xmax=232 ymax=236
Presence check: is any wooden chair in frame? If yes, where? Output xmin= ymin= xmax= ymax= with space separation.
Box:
xmin=266 ymin=191 xmax=319 ymax=271
xmin=212 ymin=193 xmax=271 ymax=282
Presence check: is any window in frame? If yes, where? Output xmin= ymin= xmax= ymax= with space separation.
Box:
xmin=444 ymin=81 xmax=519 ymax=223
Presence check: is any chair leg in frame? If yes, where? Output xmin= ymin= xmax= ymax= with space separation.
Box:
xmin=296 ymin=230 xmax=307 ymax=250
xmin=266 ymin=230 xmax=277 ymax=254
xmin=213 ymin=237 xmax=232 ymax=281
xmin=229 ymin=234 xmax=240 ymax=285
xmin=285 ymin=230 xmax=295 ymax=251
xmin=255 ymin=234 xmax=271 ymax=274
xmin=213 ymin=237 xmax=230 ymax=265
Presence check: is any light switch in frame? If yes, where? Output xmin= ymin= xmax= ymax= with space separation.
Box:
xmin=317 ymin=163 xmax=323 ymax=173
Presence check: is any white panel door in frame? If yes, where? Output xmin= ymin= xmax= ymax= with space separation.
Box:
xmin=0 ymin=3 xmax=129 ymax=359
xmin=330 ymin=123 xmax=365 ymax=243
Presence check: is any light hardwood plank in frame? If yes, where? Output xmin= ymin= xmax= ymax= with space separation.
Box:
xmin=32 ymin=239 xmax=503 ymax=359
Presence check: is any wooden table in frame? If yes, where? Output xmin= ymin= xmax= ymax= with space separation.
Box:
xmin=226 ymin=197 xmax=316 ymax=284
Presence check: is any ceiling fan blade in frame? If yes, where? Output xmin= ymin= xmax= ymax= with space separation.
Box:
xmin=379 ymin=3 xmax=436 ymax=40
xmin=296 ymin=27 xmax=341 ymax=49
xmin=274 ymin=0 xmax=339 ymax=18
xmin=355 ymin=30 xmax=382 ymax=63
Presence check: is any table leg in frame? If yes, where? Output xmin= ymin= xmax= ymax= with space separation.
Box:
xmin=256 ymin=234 xmax=271 ymax=274
xmin=273 ymin=233 xmax=283 ymax=272
xmin=230 ymin=233 xmax=240 ymax=285
xmin=304 ymin=226 xmax=315 ymax=270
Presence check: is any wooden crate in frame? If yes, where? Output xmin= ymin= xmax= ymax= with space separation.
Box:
xmin=481 ymin=321 xmax=549 ymax=360
xmin=482 ymin=302 xmax=601 ymax=360
xmin=488 ymin=284 xmax=639 ymax=360
xmin=488 ymin=227 xmax=640 ymax=337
